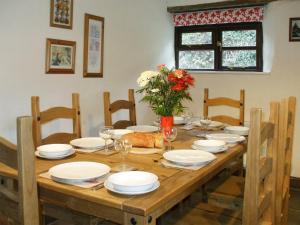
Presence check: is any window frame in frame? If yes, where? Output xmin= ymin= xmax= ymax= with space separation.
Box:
xmin=175 ymin=22 xmax=263 ymax=72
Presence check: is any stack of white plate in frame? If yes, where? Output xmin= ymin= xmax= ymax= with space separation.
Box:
xmin=192 ymin=140 xmax=227 ymax=153
xmin=206 ymin=133 xmax=245 ymax=143
xmin=70 ymin=137 xmax=113 ymax=150
xmin=192 ymin=120 xmax=223 ymax=128
xmin=35 ymin=144 xmax=75 ymax=159
xmin=225 ymin=126 xmax=249 ymax=136
xmin=109 ymin=129 xmax=134 ymax=139
xmin=105 ymin=171 xmax=160 ymax=195
xmin=174 ymin=116 xmax=185 ymax=125
xmin=163 ymin=149 xmax=216 ymax=166
xmin=49 ymin=161 xmax=111 ymax=184
xmin=126 ymin=125 xmax=159 ymax=133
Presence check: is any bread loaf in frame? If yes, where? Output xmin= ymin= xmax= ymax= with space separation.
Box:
xmin=121 ymin=132 xmax=163 ymax=148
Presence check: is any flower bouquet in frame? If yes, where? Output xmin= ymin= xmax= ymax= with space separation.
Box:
xmin=137 ymin=64 xmax=194 ymax=129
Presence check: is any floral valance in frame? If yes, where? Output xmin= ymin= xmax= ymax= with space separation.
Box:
xmin=173 ymin=6 xmax=264 ymax=27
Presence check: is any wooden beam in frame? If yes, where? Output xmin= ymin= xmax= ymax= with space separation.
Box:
xmin=167 ymin=0 xmax=278 ymax=13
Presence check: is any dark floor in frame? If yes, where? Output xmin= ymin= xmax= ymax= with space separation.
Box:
xmin=288 ymin=188 xmax=300 ymax=225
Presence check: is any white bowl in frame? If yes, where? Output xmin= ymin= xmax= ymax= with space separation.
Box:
xmin=174 ymin=116 xmax=185 ymax=125
xmin=107 ymin=171 xmax=158 ymax=192
xmin=37 ymin=144 xmax=73 ymax=157
xmin=193 ymin=140 xmax=226 ymax=151
xmin=225 ymin=126 xmax=249 ymax=136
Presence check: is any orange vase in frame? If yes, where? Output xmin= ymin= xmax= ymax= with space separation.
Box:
xmin=160 ymin=116 xmax=174 ymax=131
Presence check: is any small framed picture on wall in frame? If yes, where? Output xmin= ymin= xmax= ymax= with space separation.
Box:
xmin=45 ymin=38 xmax=76 ymax=74
xmin=289 ymin=17 xmax=300 ymax=42
xmin=83 ymin=13 xmax=105 ymax=78
xmin=50 ymin=0 xmax=73 ymax=29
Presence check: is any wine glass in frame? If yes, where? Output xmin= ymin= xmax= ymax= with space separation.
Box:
xmin=200 ymin=116 xmax=211 ymax=135
xmin=99 ymin=126 xmax=113 ymax=153
xmin=162 ymin=127 xmax=177 ymax=150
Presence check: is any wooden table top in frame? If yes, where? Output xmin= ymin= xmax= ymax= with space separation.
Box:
xmin=0 ymin=129 xmax=245 ymax=219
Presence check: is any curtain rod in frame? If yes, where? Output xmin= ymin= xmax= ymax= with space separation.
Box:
xmin=167 ymin=0 xmax=277 ymax=13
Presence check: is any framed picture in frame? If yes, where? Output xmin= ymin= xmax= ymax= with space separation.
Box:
xmin=289 ymin=17 xmax=300 ymax=42
xmin=45 ymin=38 xmax=76 ymax=74
xmin=83 ymin=13 xmax=105 ymax=78
xmin=50 ymin=0 xmax=73 ymax=29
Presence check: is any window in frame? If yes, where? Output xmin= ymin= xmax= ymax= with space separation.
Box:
xmin=175 ymin=22 xmax=263 ymax=72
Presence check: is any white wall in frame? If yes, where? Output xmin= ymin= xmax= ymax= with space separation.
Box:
xmin=167 ymin=0 xmax=300 ymax=177
xmin=0 ymin=0 xmax=173 ymax=141
xmin=1 ymin=0 xmax=299 ymax=178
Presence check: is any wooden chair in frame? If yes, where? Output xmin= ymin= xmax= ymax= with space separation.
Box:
xmin=203 ymin=88 xmax=245 ymax=126
xmin=0 ymin=116 xmax=39 ymax=225
xmin=203 ymin=97 xmax=296 ymax=220
xmin=275 ymin=97 xmax=296 ymax=225
xmin=31 ymin=93 xmax=81 ymax=147
xmin=163 ymin=102 xmax=279 ymax=225
xmin=103 ymin=89 xmax=137 ymax=129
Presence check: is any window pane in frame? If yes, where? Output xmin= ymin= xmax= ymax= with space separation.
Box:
xmin=222 ymin=50 xmax=256 ymax=68
xmin=182 ymin=32 xmax=212 ymax=45
xmin=179 ymin=50 xmax=214 ymax=69
xmin=222 ymin=30 xmax=256 ymax=47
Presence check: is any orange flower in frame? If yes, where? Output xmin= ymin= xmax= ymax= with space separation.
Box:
xmin=157 ymin=64 xmax=166 ymax=71
xmin=174 ymin=69 xmax=185 ymax=78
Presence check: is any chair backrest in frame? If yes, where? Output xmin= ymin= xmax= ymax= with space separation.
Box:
xmin=203 ymin=88 xmax=245 ymax=125
xmin=243 ymin=102 xmax=279 ymax=225
xmin=103 ymin=89 xmax=137 ymax=129
xmin=31 ymin=93 xmax=81 ymax=147
xmin=0 ymin=116 xmax=39 ymax=225
xmin=275 ymin=97 xmax=296 ymax=225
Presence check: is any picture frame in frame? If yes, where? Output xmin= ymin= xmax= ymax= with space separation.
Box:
xmin=289 ymin=17 xmax=300 ymax=42
xmin=45 ymin=38 xmax=76 ymax=74
xmin=83 ymin=13 xmax=105 ymax=78
xmin=50 ymin=0 xmax=73 ymax=29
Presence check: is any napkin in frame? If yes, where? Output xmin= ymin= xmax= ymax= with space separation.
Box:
xmin=75 ymin=148 xmax=117 ymax=155
xmin=39 ymin=172 xmax=110 ymax=189
xmin=180 ymin=124 xmax=194 ymax=130
xmin=161 ymin=159 xmax=205 ymax=170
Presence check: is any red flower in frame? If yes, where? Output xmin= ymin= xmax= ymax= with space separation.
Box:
xmin=167 ymin=73 xmax=177 ymax=82
xmin=172 ymin=83 xmax=185 ymax=91
xmin=184 ymin=75 xmax=194 ymax=85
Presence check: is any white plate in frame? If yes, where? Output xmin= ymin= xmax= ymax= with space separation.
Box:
xmin=107 ymin=171 xmax=158 ymax=192
xmin=163 ymin=150 xmax=216 ymax=166
xmin=49 ymin=161 xmax=111 ymax=183
xmin=35 ymin=149 xmax=75 ymax=159
xmin=109 ymin=129 xmax=134 ymax=139
xmin=37 ymin=144 xmax=73 ymax=157
xmin=192 ymin=120 xmax=223 ymax=128
xmin=225 ymin=126 xmax=249 ymax=136
xmin=104 ymin=180 xmax=160 ymax=195
xmin=193 ymin=140 xmax=226 ymax=151
xmin=126 ymin=125 xmax=159 ymax=133
xmin=208 ymin=121 xmax=224 ymax=128
xmin=206 ymin=133 xmax=245 ymax=143
xmin=70 ymin=137 xmax=113 ymax=149
xmin=174 ymin=116 xmax=185 ymax=125
xmin=191 ymin=145 xmax=228 ymax=153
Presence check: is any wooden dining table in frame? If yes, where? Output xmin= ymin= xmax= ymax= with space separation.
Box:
xmin=0 ymin=129 xmax=245 ymax=225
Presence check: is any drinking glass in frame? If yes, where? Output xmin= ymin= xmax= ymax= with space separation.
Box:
xmin=99 ymin=126 xmax=113 ymax=153
xmin=120 ymin=139 xmax=133 ymax=171
xmin=182 ymin=111 xmax=193 ymax=125
xmin=162 ymin=127 xmax=177 ymax=150
xmin=114 ymin=139 xmax=123 ymax=152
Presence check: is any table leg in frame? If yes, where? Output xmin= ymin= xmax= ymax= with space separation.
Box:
xmin=124 ymin=213 xmax=156 ymax=225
